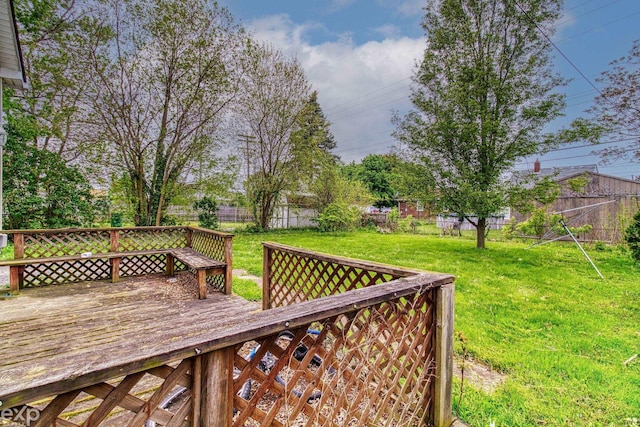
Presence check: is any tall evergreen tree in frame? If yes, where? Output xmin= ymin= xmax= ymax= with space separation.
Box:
xmin=395 ymin=0 xmax=565 ymax=248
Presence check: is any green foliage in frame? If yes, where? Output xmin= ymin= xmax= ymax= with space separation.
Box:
xmin=387 ymin=207 xmax=400 ymax=231
xmin=515 ymin=209 xmax=557 ymax=239
xmin=193 ymin=197 xmax=219 ymax=230
xmin=395 ymin=0 xmax=565 ymax=248
xmin=343 ymin=154 xmax=399 ymax=208
xmin=110 ymin=213 xmax=123 ymax=227
xmin=566 ymin=174 xmax=590 ymax=194
xmin=397 ymin=214 xmax=415 ymax=233
xmin=316 ymin=203 xmax=361 ymax=232
xmin=79 ymin=0 xmax=244 ymax=226
xmin=624 ymin=208 xmax=640 ymax=261
xmin=501 ymin=217 xmax=519 ymax=240
xmin=239 ymin=42 xmax=311 ymax=230
xmin=510 ymin=176 xmax=561 ymax=215
xmin=515 ymin=209 xmax=593 ymax=240
xmin=3 ymin=134 xmax=95 ymax=229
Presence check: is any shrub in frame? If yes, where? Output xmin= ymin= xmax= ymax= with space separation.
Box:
xmin=501 ymin=217 xmax=518 ymax=240
xmin=110 ymin=213 xmax=123 ymax=227
xmin=624 ymin=208 xmax=640 ymax=262
xmin=398 ymin=215 xmax=414 ymax=233
xmin=193 ymin=196 xmax=219 ymax=229
xmin=387 ymin=207 xmax=400 ymax=231
xmin=515 ymin=208 xmax=549 ymax=238
xmin=317 ymin=203 xmax=360 ymax=232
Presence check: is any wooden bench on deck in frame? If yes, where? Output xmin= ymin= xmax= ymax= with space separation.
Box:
xmin=167 ymin=248 xmax=228 ymax=299
xmin=0 ymin=226 xmax=233 ymax=300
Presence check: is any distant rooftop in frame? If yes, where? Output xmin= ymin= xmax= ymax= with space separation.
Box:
xmin=510 ymin=161 xmax=599 ymax=187
xmin=533 ymin=164 xmax=599 ymax=181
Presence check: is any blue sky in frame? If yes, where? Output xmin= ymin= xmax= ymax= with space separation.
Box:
xmin=219 ymin=0 xmax=640 ymax=179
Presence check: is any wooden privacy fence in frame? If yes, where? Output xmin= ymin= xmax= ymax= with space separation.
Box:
xmin=4 ymin=226 xmax=232 ymax=292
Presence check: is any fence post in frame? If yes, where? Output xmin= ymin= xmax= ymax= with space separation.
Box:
xmin=262 ymin=245 xmax=272 ymax=310
xmin=434 ymin=282 xmax=454 ymax=427
xmin=197 ymin=348 xmax=233 ymax=426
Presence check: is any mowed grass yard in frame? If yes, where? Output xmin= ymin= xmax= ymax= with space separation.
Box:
xmin=232 ymin=229 xmax=640 ymax=427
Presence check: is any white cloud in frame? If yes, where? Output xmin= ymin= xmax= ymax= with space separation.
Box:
xmin=397 ymin=0 xmax=425 ymax=17
xmin=374 ymin=24 xmax=402 ymax=39
xmin=247 ymin=15 xmax=425 ymax=161
xmin=554 ymin=10 xmax=576 ymax=41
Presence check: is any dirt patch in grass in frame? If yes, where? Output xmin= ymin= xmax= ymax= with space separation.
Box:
xmin=454 ymin=357 xmax=506 ymax=394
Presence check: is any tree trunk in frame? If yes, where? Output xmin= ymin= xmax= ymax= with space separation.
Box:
xmin=476 ymin=217 xmax=486 ymax=249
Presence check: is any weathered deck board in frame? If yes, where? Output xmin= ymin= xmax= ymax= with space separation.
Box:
xmin=0 ymin=273 xmax=259 ymax=408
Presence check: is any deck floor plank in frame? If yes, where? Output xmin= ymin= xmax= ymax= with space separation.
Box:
xmin=0 ymin=273 xmax=259 ymax=407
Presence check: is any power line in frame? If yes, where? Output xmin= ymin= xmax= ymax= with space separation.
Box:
xmin=554 ymin=0 xmax=622 ymax=28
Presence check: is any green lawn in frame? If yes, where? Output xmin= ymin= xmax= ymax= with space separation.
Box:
xmin=232 ymin=229 xmax=640 ymax=427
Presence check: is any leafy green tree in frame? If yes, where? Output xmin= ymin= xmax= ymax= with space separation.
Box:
xmin=238 ymin=42 xmax=311 ymax=230
xmin=395 ymin=0 xmax=565 ymax=248
xmin=343 ymin=154 xmax=399 ymax=208
xmin=309 ymin=166 xmax=374 ymax=213
xmin=81 ymin=0 xmax=245 ymax=226
xmin=3 ymin=126 xmax=95 ymax=229
xmin=11 ymin=0 xmax=117 ymax=195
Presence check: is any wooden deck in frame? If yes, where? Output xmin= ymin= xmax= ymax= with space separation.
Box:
xmin=0 ymin=237 xmax=455 ymax=426
xmin=0 ymin=273 xmax=259 ymax=408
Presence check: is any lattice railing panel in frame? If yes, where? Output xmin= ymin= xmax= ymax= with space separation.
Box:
xmin=190 ymin=231 xmax=226 ymax=262
xmin=232 ymin=288 xmax=437 ymax=426
xmin=5 ymin=360 xmax=194 ymax=427
xmin=120 ymin=254 xmax=171 ymax=277
xmin=23 ymin=259 xmax=111 ymax=287
xmin=23 ymin=231 xmax=112 ymax=258
xmin=118 ymin=228 xmax=187 ymax=252
xmin=268 ymin=248 xmax=408 ymax=308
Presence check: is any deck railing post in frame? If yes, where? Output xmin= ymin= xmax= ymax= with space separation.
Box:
xmin=109 ymin=229 xmax=121 ymax=283
xmin=198 ymin=348 xmax=233 ymax=427
xmin=434 ymin=282 xmax=454 ymax=427
xmin=9 ymin=233 xmax=24 ymax=292
xmin=223 ymin=235 xmax=233 ymax=295
xmin=186 ymin=227 xmax=193 ymax=248
xmin=13 ymin=233 xmax=24 ymax=259
xmin=109 ymin=229 xmax=119 ymax=252
xmin=262 ymin=245 xmax=272 ymax=310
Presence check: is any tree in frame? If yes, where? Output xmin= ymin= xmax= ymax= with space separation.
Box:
xmin=81 ymin=0 xmax=244 ymax=226
xmin=395 ymin=0 xmax=565 ymax=248
xmin=237 ymin=42 xmax=311 ymax=230
xmin=343 ymin=154 xmax=398 ymax=208
xmin=193 ymin=196 xmax=219 ymax=230
xmin=309 ymin=166 xmax=374 ymax=213
xmin=585 ymin=40 xmax=640 ymax=163
xmin=2 ymin=122 xmax=95 ymax=229
xmin=12 ymin=0 xmax=93 ymax=161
